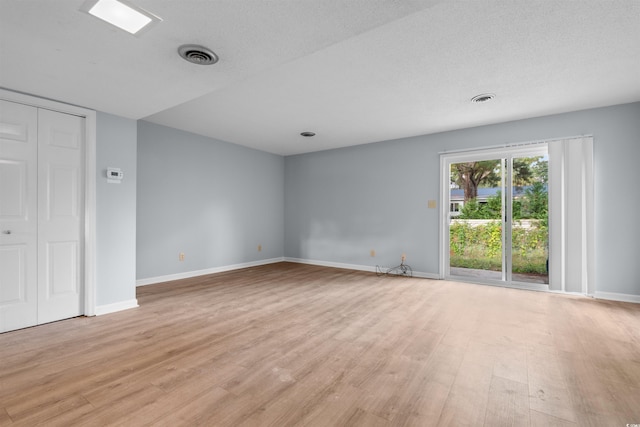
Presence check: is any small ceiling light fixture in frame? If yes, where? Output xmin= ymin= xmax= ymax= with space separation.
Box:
xmin=178 ymin=45 xmax=219 ymax=65
xmin=471 ymin=93 xmax=496 ymax=103
xmin=300 ymin=131 xmax=316 ymax=137
xmin=80 ymin=0 xmax=161 ymax=35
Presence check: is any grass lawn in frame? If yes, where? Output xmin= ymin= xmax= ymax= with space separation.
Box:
xmin=450 ymin=244 xmax=547 ymax=274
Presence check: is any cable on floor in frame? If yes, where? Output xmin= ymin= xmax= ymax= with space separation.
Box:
xmin=375 ymin=255 xmax=413 ymax=277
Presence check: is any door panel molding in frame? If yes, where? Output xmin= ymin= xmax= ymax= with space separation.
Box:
xmin=0 ymin=244 xmax=27 ymax=304
xmin=0 ymin=160 xmax=28 ymax=219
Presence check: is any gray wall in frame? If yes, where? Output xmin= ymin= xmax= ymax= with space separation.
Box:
xmin=96 ymin=112 xmax=137 ymax=306
xmin=284 ymin=102 xmax=640 ymax=296
xmin=137 ymin=121 xmax=284 ymax=280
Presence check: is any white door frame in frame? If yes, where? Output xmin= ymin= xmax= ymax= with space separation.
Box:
xmin=0 ymin=88 xmax=96 ymax=316
xmin=439 ymin=144 xmax=549 ymax=291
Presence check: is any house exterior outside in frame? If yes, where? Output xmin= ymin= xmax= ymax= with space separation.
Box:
xmin=449 ymin=186 xmax=530 ymax=217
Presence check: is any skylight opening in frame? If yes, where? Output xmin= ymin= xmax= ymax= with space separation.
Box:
xmin=81 ymin=0 xmax=161 ymax=35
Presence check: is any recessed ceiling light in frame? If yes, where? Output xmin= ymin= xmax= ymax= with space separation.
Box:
xmin=178 ymin=45 xmax=219 ymax=65
xmin=80 ymin=0 xmax=161 ymax=35
xmin=300 ymin=132 xmax=316 ymax=137
xmin=471 ymin=93 xmax=496 ymax=103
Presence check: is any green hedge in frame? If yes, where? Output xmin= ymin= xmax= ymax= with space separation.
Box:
xmin=450 ymin=220 xmax=548 ymax=274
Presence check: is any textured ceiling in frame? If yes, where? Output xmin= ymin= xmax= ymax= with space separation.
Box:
xmin=1 ymin=0 xmax=639 ymax=155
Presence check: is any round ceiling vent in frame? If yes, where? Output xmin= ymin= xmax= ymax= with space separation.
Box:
xmin=300 ymin=131 xmax=316 ymax=137
xmin=178 ymin=44 xmax=219 ymax=65
xmin=471 ymin=93 xmax=496 ymax=103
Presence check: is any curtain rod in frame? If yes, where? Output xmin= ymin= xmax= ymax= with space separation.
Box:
xmin=438 ymin=134 xmax=593 ymax=155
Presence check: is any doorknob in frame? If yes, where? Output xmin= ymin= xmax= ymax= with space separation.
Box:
xmin=2 ymin=230 xmax=11 ymax=234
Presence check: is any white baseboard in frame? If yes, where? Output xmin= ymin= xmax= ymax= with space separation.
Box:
xmin=136 ymin=257 xmax=285 ymax=287
xmin=283 ymin=257 xmax=439 ymax=280
xmin=594 ymin=291 xmax=640 ymax=304
xmin=95 ymin=299 xmax=139 ymax=316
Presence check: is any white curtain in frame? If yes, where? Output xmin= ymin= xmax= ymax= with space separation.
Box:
xmin=548 ymin=136 xmax=595 ymax=294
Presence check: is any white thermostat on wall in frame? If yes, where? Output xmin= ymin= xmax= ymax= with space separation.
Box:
xmin=107 ymin=167 xmax=123 ymax=183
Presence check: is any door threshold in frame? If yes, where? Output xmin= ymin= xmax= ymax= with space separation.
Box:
xmin=445 ymin=275 xmax=550 ymax=292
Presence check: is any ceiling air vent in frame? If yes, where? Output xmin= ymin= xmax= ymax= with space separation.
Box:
xmin=178 ymin=44 xmax=219 ymax=65
xmin=471 ymin=93 xmax=496 ymax=103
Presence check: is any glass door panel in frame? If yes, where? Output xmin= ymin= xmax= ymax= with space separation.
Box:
xmin=449 ymin=159 xmax=504 ymax=281
xmin=511 ymin=155 xmax=549 ymax=284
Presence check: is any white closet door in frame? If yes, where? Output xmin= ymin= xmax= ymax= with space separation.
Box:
xmin=0 ymin=100 xmax=38 ymax=333
xmin=37 ymin=108 xmax=84 ymax=324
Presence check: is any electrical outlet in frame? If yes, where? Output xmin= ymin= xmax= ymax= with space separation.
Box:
xmin=179 ymin=252 xmax=185 ymax=261
xmin=401 ymin=253 xmax=406 ymax=262
xmin=257 ymin=244 xmax=262 ymax=252
xmin=370 ymin=249 xmax=376 ymax=257
xmin=428 ymin=200 xmax=437 ymax=209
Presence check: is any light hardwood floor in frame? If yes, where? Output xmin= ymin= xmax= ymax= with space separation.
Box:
xmin=1 ymin=262 xmax=639 ymax=426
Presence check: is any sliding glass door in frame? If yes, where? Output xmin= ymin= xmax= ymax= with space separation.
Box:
xmin=443 ymin=145 xmax=549 ymax=288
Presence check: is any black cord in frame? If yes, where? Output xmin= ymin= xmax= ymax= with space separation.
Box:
xmin=376 ymin=261 xmax=413 ymax=277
